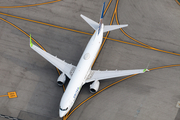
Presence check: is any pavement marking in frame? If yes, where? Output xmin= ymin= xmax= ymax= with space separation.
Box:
xmin=0 ymin=0 xmax=61 ymax=8
xmin=0 ymin=95 xmax=8 ymax=97
xmin=1 ymin=11 xmax=180 ymax=57
xmin=103 ymin=0 xmax=113 ymax=17
xmin=0 ymin=12 xmax=92 ymax=36
xmin=0 ymin=16 xmax=64 ymax=92
xmin=7 ymin=92 xmax=18 ymax=98
xmin=0 ymin=92 xmax=17 ymax=98
xmin=114 ymin=6 xmax=180 ymax=56
xmin=115 ymin=7 xmax=151 ymax=47
xmin=175 ymin=0 xmax=180 ymax=6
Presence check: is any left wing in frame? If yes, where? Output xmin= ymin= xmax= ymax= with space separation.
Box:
xmin=29 ymin=35 xmax=76 ymax=79
xmin=85 ymin=69 xmax=148 ymax=83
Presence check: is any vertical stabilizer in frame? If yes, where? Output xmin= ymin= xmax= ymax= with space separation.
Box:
xmin=80 ymin=2 xmax=106 ymax=32
xmin=98 ymin=2 xmax=105 ymax=34
xmin=80 ymin=2 xmax=128 ymax=33
xmin=100 ymin=2 xmax=105 ymax=19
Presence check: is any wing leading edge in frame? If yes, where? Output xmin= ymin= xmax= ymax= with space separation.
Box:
xmin=29 ymin=34 xmax=75 ymax=79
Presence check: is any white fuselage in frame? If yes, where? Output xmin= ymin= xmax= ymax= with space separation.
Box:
xmin=59 ymin=24 xmax=104 ymax=117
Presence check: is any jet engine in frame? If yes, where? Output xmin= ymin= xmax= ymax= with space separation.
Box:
xmin=57 ymin=73 xmax=66 ymax=86
xmin=90 ymin=80 xmax=100 ymax=93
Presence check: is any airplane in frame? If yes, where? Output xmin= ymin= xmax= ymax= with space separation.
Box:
xmin=29 ymin=2 xmax=149 ymax=118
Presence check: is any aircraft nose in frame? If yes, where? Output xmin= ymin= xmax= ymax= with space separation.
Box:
xmin=59 ymin=110 xmax=66 ymax=118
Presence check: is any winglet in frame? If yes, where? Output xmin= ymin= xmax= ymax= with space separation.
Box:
xmin=30 ymin=34 xmax=33 ymax=47
xmin=143 ymin=69 xmax=149 ymax=72
xmin=143 ymin=61 xmax=151 ymax=72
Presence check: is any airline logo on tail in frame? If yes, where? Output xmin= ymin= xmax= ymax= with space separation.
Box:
xmin=98 ymin=2 xmax=105 ymax=34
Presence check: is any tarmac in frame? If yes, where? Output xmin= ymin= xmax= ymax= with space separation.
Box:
xmin=0 ymin=0 xmax=180 ymax=120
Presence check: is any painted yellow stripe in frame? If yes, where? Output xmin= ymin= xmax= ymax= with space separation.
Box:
xmin=149 ymin=64 xmax=180 ymax=71
xmin=0 ymin=0 xmax=61 ymax=8
xmin=103 ymin=0 xmax=113 ymax=16
xmin=0 ymin=16 xmax=64 ymax=91
xmin=115 ymin=8 xmax=151 ymax=47
xmin=0 ymin=95 xmax=8 ymax=97
xmin=1 ymin=11 xmax=180 ymax=57
xmin=175 ymin=0 xmax=180 ymax=6
xmin=0 ymin=12 xmax=92 ymax=36
xmin=114 ymin=10 xmax=180 ymax=56
xmin=107 ymin=37 xmax=180 ymax=56
xmin=0 ymin=17 xmax=45 ymax=50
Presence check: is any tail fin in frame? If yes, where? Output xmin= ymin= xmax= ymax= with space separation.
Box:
xmin=100 ymin=2 xmax=105 ymax=19
xmin=80 ymin=2 xmax=105 ymax=31
xmin=97 ymin=2 xmax=105 ymax=34
xmin=80 ymin=2 xmax=128 ymax=32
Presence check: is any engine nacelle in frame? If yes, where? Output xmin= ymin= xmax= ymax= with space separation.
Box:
xmin=57 ymin=73 xmax=66 ymax=86
xmin=90 ymin=80 xmax=100 ymax=93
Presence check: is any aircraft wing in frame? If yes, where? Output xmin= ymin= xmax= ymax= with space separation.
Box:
xmin=85 ymin=69 xmax=148 ymax=83
xmin=30 ymin=35 xmax=75 ymax=79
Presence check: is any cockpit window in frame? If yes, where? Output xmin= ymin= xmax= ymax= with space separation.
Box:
xmin=60 ymin=107 xmax=68 ymax=111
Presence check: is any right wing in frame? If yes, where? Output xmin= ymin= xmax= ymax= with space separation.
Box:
xmin=85 ymin=69 xmax=148 ymax=83
xmin=30 ymin=35 xmax=76 ymax=79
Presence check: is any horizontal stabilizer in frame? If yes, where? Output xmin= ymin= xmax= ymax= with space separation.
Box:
xmin=80 ymin=14 xmax=99 ymax=30
xmin=103 ymin=24 xmax=128 ymax=33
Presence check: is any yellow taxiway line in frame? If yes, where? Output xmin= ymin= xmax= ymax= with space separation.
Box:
xmin=175 ymin=0 xmax=180 ymax=6
xmin=0 ymin=0 xmax=61 ymax=8
xmin=0 ymin=92 xmax=17 ymax=98
xmin=0 ymin=95 xmax=8 ymax=97
xmin=114 ymin=8 xmax=180 ymax=56
xmin=0 ymin=12 xmax=92 ymax=36
xmin=0 ymin=11 xmax=180 ymax=57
